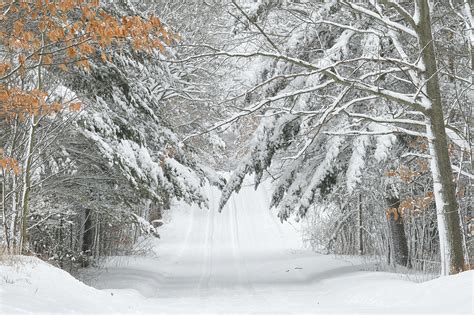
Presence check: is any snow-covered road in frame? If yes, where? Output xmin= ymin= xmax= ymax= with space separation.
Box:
xmin=85 ymin=180 xmax=336 ymax=300
xmin=78 ymin=178 xmax=472 ymax=314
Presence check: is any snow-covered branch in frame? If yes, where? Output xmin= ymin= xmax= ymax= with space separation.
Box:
xmin=343 ymin=112 xmax=426 ymax=126
xmin=341 ymin=1 xmax=417 ymax=38
xmin=183 ymin=80 xmax=335 ymax=141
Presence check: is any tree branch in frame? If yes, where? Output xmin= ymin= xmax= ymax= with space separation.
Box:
xmin=230 ymin=0 xmax=281 ymax=53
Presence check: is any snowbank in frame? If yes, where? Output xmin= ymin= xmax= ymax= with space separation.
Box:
xmin=0 ymin=256 xmax=148 ymax=314
xmin=1 ymin=250 xmax=472 ymax=314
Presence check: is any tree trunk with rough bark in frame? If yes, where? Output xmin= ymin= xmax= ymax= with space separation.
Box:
xmin=387 ymin=196 xmax=409 ymax=267
xmin=417 ymin=0 xmax=465 ymax=275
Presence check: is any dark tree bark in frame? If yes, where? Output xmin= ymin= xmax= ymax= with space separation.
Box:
xmin=387 ymin=196 xmax=409 ymax=267
xmin=82 ymin=208 xmax=94 ymax=254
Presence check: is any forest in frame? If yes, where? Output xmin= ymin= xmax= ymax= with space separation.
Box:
xmin=0 ymin=0 xmax=472 ymax=314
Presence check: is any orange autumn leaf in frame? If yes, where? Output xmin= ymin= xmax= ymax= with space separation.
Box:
xmin=43 ymin=54 xmax=52 ymax=65
xmin=69 ymin=102 xmax=81 ymax=112
xmin=13 ymin=20 xmax=23 ymax=35
xmin=50 ymin=102 xmax=62 ymax=113
xmin=79 ymin=43 xmax=95 ymax=54
xmin=38 ymin=19 xmax=47 ymax=32
xmin=67 ymin=47 xmax=77 ymax=59
xmin=0 ymin=90 xmax=8 ymax=101
xmin=18 ymin=54 xmax=26 ymax=65
xmin=76 ymin=59 xmax=90 ymax=71
xmin=384 ymin=170 xmax=397 ymax=177
xmin=11 ymin=160 xmax=20 ymax=175
xmin=0 ymin=62 xmax=11 ymax=75
xmin=59 ymin=64 xmax=68 ymax=72
xmin=0 ymin=157 xmax=20 ymax=175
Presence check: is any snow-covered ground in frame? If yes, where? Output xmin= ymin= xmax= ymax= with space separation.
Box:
xmin=1 ymin=178 xmax=473 ymax=314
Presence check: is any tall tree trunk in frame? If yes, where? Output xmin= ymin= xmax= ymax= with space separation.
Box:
xmin=461 ymin=0 xmax=474 ymax=268
xmin=387 ymin=196 xmax=409 ymax=267
xmin=10 ymin=174 xmax=18 ymax=250
xmin=417 ymin=0 xmax=465 ymax=275
xmin=358 ymin=193 xmax=363 ymax=255
xmin=19 ymin=115 xmax=36 ymax=254
xmin=19 ymin=32 xmax=45 ymax=255
xmin=1 ymin=179 xmax=9 ymax=250
xmin=82 ymin=208 xmax=94 ymax=254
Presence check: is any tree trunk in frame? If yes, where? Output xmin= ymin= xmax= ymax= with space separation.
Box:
xmin=10 ymin=174 xmax=18 ymax=250
xmin=358 ymin=193 xmax=363 ymax=255
xmin=82 ymin=208 xmax=94 ymax=254
xmin=1 ymin=180 xmax=9 ymax=250
xmin=19 ymin=33 xmax=45 ymax=255
xmin=387 ymin=196 xmax=409 ymax=267
xmin=417 ymin=0 xmax=465 ymax=275
xmin=19 ymin=115 xmax=36 ymax=254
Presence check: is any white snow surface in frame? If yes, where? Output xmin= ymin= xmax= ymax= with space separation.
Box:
xmin=1 ymin=177 xmax=473 ymax=314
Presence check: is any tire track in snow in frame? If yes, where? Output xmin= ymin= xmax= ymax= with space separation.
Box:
xmin=256 ymin=183 xmax=306 ymax=283
xmin=228 ymin=197 xmax=242 ymax=284
xmin=229 ymin=196 xmax=255 ymax=293
xmin=172 ymin=204 xmax=198 ymax=264
xmin=198 ymin=188 xmax=215 ymax=292
xmin=261 ymin=183 xmax=288 ymax=250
